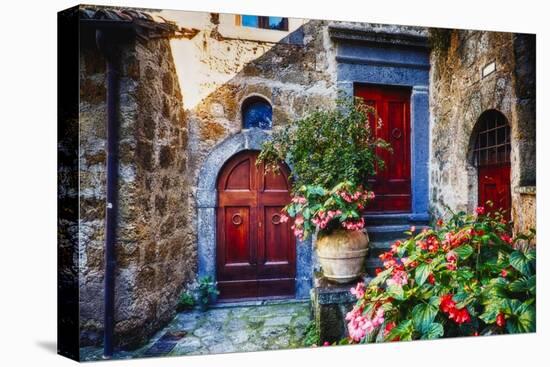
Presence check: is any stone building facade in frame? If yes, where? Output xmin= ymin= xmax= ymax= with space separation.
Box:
xmin=429 ymin=30 xmax=536 ymax=233
xmin=59 ymin=5 xmax=536 ymax=352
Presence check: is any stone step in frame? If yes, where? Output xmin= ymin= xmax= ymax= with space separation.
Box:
xmin=365 ymin=258 xmax=383 ymax=276
xmin=368 ymin=240 xmax=393 ymax=257
xmin=363 ymin=213 xmax=430 ymax=226
xmin=366 ymin=224 xmax=411 ymax=242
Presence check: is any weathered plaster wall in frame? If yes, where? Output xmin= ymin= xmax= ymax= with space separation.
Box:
xmin=78 ymin=32 xmax=192 ymax=347
xmin=429 ymin=30 xmax=536 ymax=233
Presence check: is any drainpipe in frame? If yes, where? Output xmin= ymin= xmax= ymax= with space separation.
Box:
xmin=96 ymin=29 xmax=120 ymax=359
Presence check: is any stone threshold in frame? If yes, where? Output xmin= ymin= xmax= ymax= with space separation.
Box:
xmin=211 ymin=298 xmax=310 ymax=309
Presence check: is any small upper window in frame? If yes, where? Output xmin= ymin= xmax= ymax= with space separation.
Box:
xmin=240 ymin=15 xmax=289 ymax=31
xmin=242 ymin=96 xmax=272 ymax=130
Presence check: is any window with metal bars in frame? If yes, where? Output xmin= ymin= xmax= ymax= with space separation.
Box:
xmin=472 ymin=110 xmax=511 ymax=167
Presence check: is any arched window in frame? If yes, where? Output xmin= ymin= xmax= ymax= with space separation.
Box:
xmin=242 ymin=96 xmax=272 ymax=130
xmin=470 ymin=110 xmax=511 ymax=216
xmin=472 ymin=110 xmax=511 ymax=167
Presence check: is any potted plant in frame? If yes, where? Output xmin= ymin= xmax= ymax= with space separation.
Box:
xmin=195 ymin=276 xmax=219 ymax=311
xmin=258 ymin=97 xmax=389 ymax=283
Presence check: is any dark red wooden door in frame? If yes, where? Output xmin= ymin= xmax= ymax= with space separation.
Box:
xmin=217 ymin=151 xmax=295 ymax=300
xmin=355 ymin=85 xmax=412 ymax=212
xmin=473 ymin=110 xmax=512 ymax=218
xmin=478 ymin=164 xmax=511 ymax=217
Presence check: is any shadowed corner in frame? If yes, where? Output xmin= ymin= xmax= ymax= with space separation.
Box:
xmin=36 ymin=340 xmax=57 ymax=355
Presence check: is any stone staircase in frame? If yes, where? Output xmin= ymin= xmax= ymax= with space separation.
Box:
xmin=363 ymin=214 xmax=430 ymax=276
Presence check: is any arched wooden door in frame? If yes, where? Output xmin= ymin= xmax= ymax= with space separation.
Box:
xmin=216 ymin=151 xmax=296 ymax=300
xmin=473 ymin=110 xmax=511 ymax=218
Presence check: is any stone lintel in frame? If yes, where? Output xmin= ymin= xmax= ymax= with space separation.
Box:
xmin=329 ymin=25 xmax=429 ymax=49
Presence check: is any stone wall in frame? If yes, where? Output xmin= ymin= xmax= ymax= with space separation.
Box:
xmin=182 ymin=18 xmax=339 ymax=288
xmin=429 ymin=30 xmax=536 ymax=234
xmin=78 ymin=31 xmax=193 ymax=348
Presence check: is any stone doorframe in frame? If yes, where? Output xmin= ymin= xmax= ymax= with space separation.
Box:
xmin=196 ymin=128 xmax=313 ymax=299
xmin=329 ymin=25 xmax=431 ymax=221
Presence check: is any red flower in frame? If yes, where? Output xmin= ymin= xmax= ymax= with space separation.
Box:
xmin=450 ymin=308 xmax=471 ymax=324
xmin=440 ymin=294 xmax=456 ymax=313
xmin=437 ymin=218 xmax=444 ymax=227
xmin=428 ymin=273 xmax=436 ymax=285
xmin=375 ymin=268 xmax=383 ymax=275
xmin=496 ymin=312 xmax=506 ymax=327
xmin=476 ymin=206 xmax=485 ymax=215
xmin=384 ymin=322 xmax=400 ymax=341
xmin=427 ymin=236 xmax=440 ymax=253
xmin=440 ymin=294 xmax=470 ymax=324
xmin=500 ymin=234 xmax=513 ymax=245
xmin=379 ymin=251 xmax=394 ymax=261
xmin=501 ymin=269 xmax=508 ymax=278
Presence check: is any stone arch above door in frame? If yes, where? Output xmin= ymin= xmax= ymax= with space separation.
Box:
xmin=196 ymin=128 xmax=312 ymax=299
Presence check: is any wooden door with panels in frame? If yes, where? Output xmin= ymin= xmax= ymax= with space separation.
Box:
xmin=216 ymin=151 xmax=295 ymax=300
xmin=355 ymin=84 xmax=412 ymax=213
xmin=473 ymin=110 xmax=512 ymax=218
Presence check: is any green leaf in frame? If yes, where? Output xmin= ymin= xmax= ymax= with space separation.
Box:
xmin=456 ymin=268 xmax=475 ymax=281
xmin=484 ymin=277 xmax=509 ymax=299
xmin=506 ymin=301 xmax=536 ymax=334
xmin=412 ymin=303 xmax=438 ymax=333
xmin=421 ymin=322 xmax=444 ymax=340
xmin=415 ymin=263 xmax=431 ymax=286
xmin=508 ymin=276 xmax=536 ymax=294
xmin=286 ymin=205 xmax=296 ymax=217
xmin=386 ymin=284 xmax=405 ymax=301
xmin=369 ymin=267 xmax=392 ymax=286
xmin=509 ymin=250 xmax=535 ymax=276
xmin=454 ymin=244 xmax=474 ymax=259
xmin=386 ymin=319 xmax=414 ymax=341
xmin=479 ymin=307 xmax=499 ymax=324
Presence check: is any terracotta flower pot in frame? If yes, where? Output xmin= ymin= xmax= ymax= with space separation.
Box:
xmin=316 ymin=229 xmax=369 ymax=283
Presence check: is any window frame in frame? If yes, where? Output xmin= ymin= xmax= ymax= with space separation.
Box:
xmin=236 ymin=15 xmax=289 ymax=31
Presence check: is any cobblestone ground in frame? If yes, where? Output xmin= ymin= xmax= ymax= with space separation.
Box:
xmin=80 ymin=301 xmax=311 ymax=361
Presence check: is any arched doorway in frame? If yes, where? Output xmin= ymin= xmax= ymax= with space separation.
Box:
xmin=216 ymin=150 xmax=296 ymax=300
xmin=471 ymin=110 xmax=512 ymax=217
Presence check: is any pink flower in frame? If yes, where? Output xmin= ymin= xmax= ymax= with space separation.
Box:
xmin=323 ymin=341 xmax=330 ymax=346
xmin=387 ymin=270 xmax=408 ymax=287
xmin=345 ymin=306 xmax=385 ymax=342
xmin=280 ymin=214 xmax=289 ymax=223
xmin=294 ymin=215 xmax=304 ymax=226
xmin=446 ymin=262 xmax=457 ymax=271
xmin=372 ymin=308 xmax=385 ymax=326
xmin=390 ymin=241 xmax=401 ymax=254
xmin=501 ymin=269 xmax=508 ymax=278
xmin=293 ymin=228 xmax=304 ymax=240
xmin=446 ymin=251 xmax=457 ymax=263
xmin=350 ymin=282 xmax=366 ymax=300
xmin=292 ymin=196 xmax=307 ymax=205
xmin=410 ymin=226 xmax=416 ymax=233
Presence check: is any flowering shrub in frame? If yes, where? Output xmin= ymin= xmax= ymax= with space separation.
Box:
xmin=257 ymin=98 xmax=388 ymax=240
xmin=343 ymin=207 xmax=536 ymax=343
xmin=280 ymin=181 xmax=375 ymax=240
xmin=257 ymin=97 xmax=389 ymax=190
